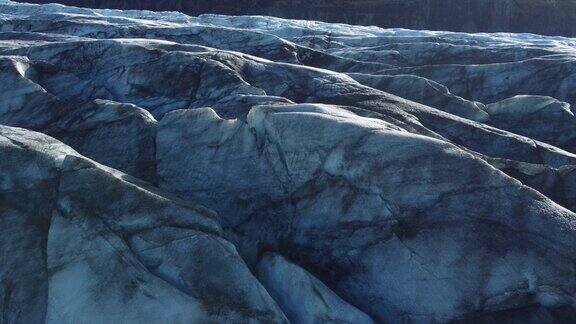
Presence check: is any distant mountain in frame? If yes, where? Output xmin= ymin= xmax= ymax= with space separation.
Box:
xmin=14 ymin=0 xmax=576 ymax=36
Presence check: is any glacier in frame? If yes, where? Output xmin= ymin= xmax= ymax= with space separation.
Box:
xmin=1 ymin=0 xmax=576 ymax=323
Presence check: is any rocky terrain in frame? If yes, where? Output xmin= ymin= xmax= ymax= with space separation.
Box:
xmin=14 ymin=0 xmax=576 ymax=37
xmin=2 ymin=0 xmax=576 ymax=323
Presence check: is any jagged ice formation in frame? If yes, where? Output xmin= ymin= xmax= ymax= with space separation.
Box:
xmin=2 ymin=1 xmax=576 ymax=323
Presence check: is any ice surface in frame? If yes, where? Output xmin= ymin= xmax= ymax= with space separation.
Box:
xmin=2 ymin=0 xmax=576 ymax=322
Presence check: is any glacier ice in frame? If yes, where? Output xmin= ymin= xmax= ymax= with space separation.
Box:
xmin=2 ymin=0 xmax=576 ymax=322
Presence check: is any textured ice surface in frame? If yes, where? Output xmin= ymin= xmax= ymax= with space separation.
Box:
xmin=2 ymin=1 xmax=576 ymax=323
